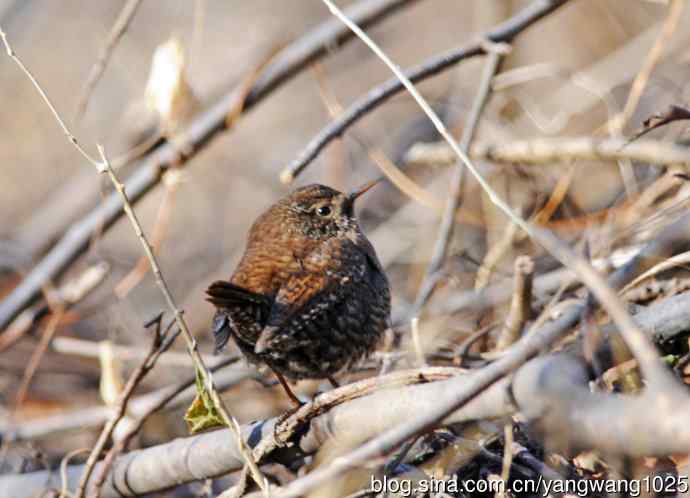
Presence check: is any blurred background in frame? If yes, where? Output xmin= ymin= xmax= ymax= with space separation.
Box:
xmin=1 ymin=0 xmax=689 ymax=495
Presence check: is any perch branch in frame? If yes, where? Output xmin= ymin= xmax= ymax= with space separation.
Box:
xmin=8 ymin=288 xmax=690 ymax=497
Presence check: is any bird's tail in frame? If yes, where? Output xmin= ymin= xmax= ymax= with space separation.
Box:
xmin=205 ymin=280 xmax=271 ymax=309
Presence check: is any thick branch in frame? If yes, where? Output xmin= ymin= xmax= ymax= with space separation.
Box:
xmin=5 ymin=289 xmax=690 ymax=497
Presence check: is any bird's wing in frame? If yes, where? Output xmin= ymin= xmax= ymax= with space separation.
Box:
xmin=255 ymin=240 xmax=388 ymax=354
xmin=253 ymin=268 xmax=338 ymax=353
xmin=206 ymin=281 xmax=272 ymax=352
xmin=205 ymin=280 xmax=271 ymax=311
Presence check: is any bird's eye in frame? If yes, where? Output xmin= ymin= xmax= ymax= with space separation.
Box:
xmin=316 ymin=205 xmax=332 ymax=217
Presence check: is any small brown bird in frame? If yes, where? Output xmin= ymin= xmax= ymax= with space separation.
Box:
xmin=206 ymin=181 xmax=390 ymax=404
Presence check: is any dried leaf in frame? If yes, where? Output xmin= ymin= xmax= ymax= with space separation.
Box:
xmin=145 ymin=37 xmax=200 ymax=136
xmin=99 ymin=340 xmax=124 ymax=406
xmin=184 ymin=365 xmax=225 ymax=433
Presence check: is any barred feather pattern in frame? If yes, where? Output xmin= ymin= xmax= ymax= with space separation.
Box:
xmin=206 ymin=184 xmax=391 ymax=380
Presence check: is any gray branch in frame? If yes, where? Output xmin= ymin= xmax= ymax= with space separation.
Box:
xmin=4 ymin=289 xmax=690 ymax=497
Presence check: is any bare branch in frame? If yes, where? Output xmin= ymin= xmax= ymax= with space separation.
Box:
xmin=411 ymin=48 xmax=504 ymax=314
xmin=75 ymin=319 xmax=178 ymax=498
xmin=7 ymin=288 xmax=690 ymax=497
xmin=496 ymin=256 xmax=534 ymax=351
xmin=281 ymin=0 xmax=571 ymax=183
xmin=405 ymin=136 xmax=690 ymax=167
xmin=74 ymin=0 xmax=144 ymax=120
xmin=0 ymin=29 xmax=267 ymax=492
xmin=317 ymin=0 xmax=667 ymax=389
xmin=0 ymin=0 xmax=420 ymax=331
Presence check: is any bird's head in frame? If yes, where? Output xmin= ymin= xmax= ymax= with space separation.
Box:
xmin=277 ymin=180 xmax=379 ymax=241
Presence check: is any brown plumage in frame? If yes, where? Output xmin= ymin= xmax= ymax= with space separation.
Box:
xmin=206 ymin=182 xmax=390 ymax=404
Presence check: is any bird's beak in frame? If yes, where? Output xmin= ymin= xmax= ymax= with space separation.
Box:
xmin=345 ymin=179 xmax=380 ymax=210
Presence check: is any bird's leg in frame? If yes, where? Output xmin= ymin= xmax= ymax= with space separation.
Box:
xmin=328 ymin=376 xmax=340 ymax=389
xmin=274 ymin=371 xmax=303 ymax=407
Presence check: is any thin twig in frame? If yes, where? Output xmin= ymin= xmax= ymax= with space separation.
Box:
xmin=96 ymin=147 xmax=268 ymax=492
xmin=409 ymin=317 xmax=427 ymax=367
xmin=609 ymin=0 xmax=684 ymax=135
xmin=90 ymin=326 xmax=183 ymax=498
xmin=319 ymin=0 xmax=668 ymax=388
xmin=0 ymin=0 xmax=418 ymax=331
xmin=474 ymin=217 xmax=520 ymax=291
xmin=411 ymin=47 xmax=505 ymax=314
xmin=281 ymin=0 xmax=571 ymax=182
xmin=190 ymin=0 xmax=206 ymax=70
xmin=608 ymin=0 xmax=684 ymax=196
xmin=496 ymin=256 xmax=534 ymax=351
xmin=0 ymin=30 xmax=267 ymax=494
xmin=455 ymin=324 xmax=496 ymax=367
xmin=59 ymin=448 xmax=90 ymax=498
xmin=500 ymin=423 xmax=514 ymax=485
xmin=310 ymin=62 xmax=444 ymax=211
xmin=618 ymin=249 xmax=690 ymax=296
xmin=629 ymin=104 xmax=690 ymax=142
xmin=0 ymin=261 xmax=109 ymax=353
xmin=50 ymin=335 xmax=219 ymax=367
xmin=13 ymin=307 xmax=64 ymax=408
xmin=623 ymin=277 xmax=690 ymax=303
xmin=113 ymin=169 xmax=182 ymax=298
xmin=74 ymin=0 xmax=144 ymax=120
xmin=76 ymin=318 xmax=176 ymax=498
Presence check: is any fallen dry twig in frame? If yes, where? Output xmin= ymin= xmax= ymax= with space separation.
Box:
xmin=496 ymin=256 xmax=534 ymax=350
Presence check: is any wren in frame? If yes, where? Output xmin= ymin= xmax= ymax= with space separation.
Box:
xmin=206 ymin=181 xmax=391 ymax=405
